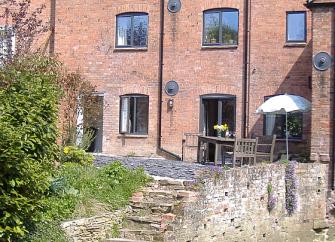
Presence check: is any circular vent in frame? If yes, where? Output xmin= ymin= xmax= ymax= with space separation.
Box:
xmin=167 ymin=0 xmax=181 ymax=13
xmin=165 ymin=80 xmax=179 ymax=96
xmin=313 ymin=52 xmax=332 ymax=71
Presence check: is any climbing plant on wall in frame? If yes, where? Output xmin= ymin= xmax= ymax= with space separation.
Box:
xmin=285 ymin=160 xmax=298 ymax=215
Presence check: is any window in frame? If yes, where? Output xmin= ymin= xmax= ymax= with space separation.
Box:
xmin=203 ymin=9 xmax=239 ymax=46
xmin=0 ymin=26 xmax=14 ymax=65
xmin=286 ymin=12 xmax=306 ymax=42
xmin=263 ymin=96 xmax=303 ymax=139
xmin=120 ymin=95 xmax=149 ymax=134
xmin=116 ymin=13 xmax=148 ymax=48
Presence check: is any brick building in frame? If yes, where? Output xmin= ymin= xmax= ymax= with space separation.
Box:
xmin=25 ymin=1 xmax=335 ymax=170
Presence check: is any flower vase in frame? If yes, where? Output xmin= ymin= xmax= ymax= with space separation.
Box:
xmin=217 ymin=131 xmax=224 ymax=138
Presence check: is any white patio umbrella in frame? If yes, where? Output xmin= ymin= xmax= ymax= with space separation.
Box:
xmin=255 ymin=94 xmax=311 ymax=160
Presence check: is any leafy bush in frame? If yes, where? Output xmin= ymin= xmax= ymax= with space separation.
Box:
xmin=0 ymin=56 xmax=61 ymax=240
xmin=61 ymin=146 xmax=95 ymax=165
xmin=103 ymin=161 xmax=129 ymax=186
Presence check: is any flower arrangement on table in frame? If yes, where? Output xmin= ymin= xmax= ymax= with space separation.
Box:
xmin=213 ymin=123 xmax=229 ymax=137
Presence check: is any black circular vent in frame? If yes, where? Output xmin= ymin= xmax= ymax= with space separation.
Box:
xmin=167 ymin=0 xmax=181 ymax=13
xmin=165 ymin=80 xmax=179 ymax=96
xmin=313 ymin=52 xmax=332 ymax=71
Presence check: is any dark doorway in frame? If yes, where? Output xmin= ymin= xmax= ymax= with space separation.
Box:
xmin=200 ymin=94 xmax=236 ymax=136
xmin=84 ymin=95 xmax=104 ymax=153
xmin=200 ymin=94 xmax=236 ymax=162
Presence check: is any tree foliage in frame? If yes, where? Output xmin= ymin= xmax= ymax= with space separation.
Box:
xmin=0 ymin=56 xmax=62 ymax=240
xmin=0 ymin=0 xmax=49 ymax=57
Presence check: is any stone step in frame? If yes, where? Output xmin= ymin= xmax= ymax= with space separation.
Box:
xmin=120 ymin=229 xmax=164 ymax=242
xmin=129 ymin=201 xmax=174 ymax=214
xmin=105 ymin=239 xmax=148 ymax=242
xmin=148 ymin=178 xmax=187 ymax=191
xmin=141 ymin=189 xmax=176 ymax=197
xmin=124 ymin=215 xmax=162 ymax=231
xmin=137 ymin=189 xmax=177 ymax=204
xmin=126 ymin=215 xmax=162 ymax=224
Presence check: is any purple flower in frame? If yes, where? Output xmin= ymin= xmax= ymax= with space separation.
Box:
xmin=285 ymin=160 xmax=298 ymax=215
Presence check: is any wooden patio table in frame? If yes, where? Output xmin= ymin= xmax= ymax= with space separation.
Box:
xmin=197 ymin=135 xmax=235 ymax=166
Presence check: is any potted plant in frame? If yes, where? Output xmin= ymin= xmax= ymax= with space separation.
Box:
xmin=214 ymin=123 xmax=229 ymax=137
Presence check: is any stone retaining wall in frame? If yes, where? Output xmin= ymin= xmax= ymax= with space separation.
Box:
xmin=166 ymin=163 xmax=330 ymax=242
xmin=61 ymin=163 xmax=333 ymax=242
xmin=61 ymin=209 xmax=127 ymax=242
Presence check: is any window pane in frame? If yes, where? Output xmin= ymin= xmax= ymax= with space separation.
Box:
xmin=222 ymin=11 xmax=238 ymax=45
xmin=204 ymin=12 xmax=220 ymax=44
xmin=120 ymin=97 xmax=129 ymax=133
xmin=221 ymin=99 xmax=235 ymax=132
xmin=287 ymin=113 xmax=303 ymax=138
xmin=287 ymin=12 xmax=306 ymax=42
xmin=129 ymin=97 xmax=135 ymax=133
xmin=135 ymin=97 xmax=149 ymax=134
xmin=264 ymin=113 xmax=302 ymax=139
xmin=117 ymin=16 xmax=131 ymax=46
xmin=133 ymin=15 xmax=148 ymax=47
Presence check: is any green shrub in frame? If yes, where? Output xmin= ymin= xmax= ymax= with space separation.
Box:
xmin=61 ymin=146 xmax=95 ymax=165
xmin=24 ymin=162 xmax=151 ymax=241
xmin=103 ymin=161 xmax=129 ymax=186
xmin=0 ymin=56 xmax=61 ymax=240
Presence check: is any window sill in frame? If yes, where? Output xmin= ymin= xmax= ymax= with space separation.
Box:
xmin=118 ymin=134 xmax=148 ymax=138
xmin=201 ymin=45 xmax=238 ymax=50
xmin=284 ymin=42 xmax=307 ymax=47
xmin=114 ymin=47 xmax=148 ymax=52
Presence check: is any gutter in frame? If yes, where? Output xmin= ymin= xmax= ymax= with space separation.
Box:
xmin=157 ymin=0 xmax=181 ymax=161
xmin=242 ymin=0 xmax=250 ymax=138
xmin=305 ymin=1 xmax=335 ymax=8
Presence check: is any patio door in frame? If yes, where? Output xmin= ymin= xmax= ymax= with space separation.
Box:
xmin=200 ymin=94 xmax=236 ymax=137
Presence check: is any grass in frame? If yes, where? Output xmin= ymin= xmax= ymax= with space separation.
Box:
xmin=23 ymin=161 xmax=151 ymax=242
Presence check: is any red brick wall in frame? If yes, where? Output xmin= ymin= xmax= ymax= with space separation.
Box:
xmin=310 ymin=7 xmax=335 ymax=162
xmin=161 ymin=0 xmax=245 ymax=155
xmin=32 ymin=0 xmax=315 ymax=158
xmin=161 ymin=0 xmax=312 ymax=156
xmin=53 ymin=0 xmax=161 ymax=156
xmin=248 ymin=0 xmax=313 ymax=156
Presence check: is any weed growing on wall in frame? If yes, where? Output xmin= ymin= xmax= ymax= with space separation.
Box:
xmin=267 ymin=183 xmax=277 ymax=212
xmin=285 ymin=160 xmax=298 ymax=215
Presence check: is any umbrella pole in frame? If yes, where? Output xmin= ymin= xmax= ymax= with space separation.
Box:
xmin=286 ymin=112 xmax=289 ymax=160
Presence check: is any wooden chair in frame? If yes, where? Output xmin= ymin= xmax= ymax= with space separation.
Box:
xmin=256 ymin=135 xmax=276 ymax=163
xmin=222 ymin=138 xmax=258 ymax=167
xmin=182 ymin=133 xmax=202 ymax=162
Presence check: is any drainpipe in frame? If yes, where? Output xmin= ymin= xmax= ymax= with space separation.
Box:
xmin=242 ymin=0 xmax=250 ymax=138
xmin=332 ymin=68 xmax=335 ymax=189
xmin=49 ymin=0 xmax=56 ymax=55
xmin=157 ymin=0 xmax=181 ymax=160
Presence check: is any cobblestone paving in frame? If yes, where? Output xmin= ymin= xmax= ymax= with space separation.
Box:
xmin=94 ymin=155 xmax=209 ymax=180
